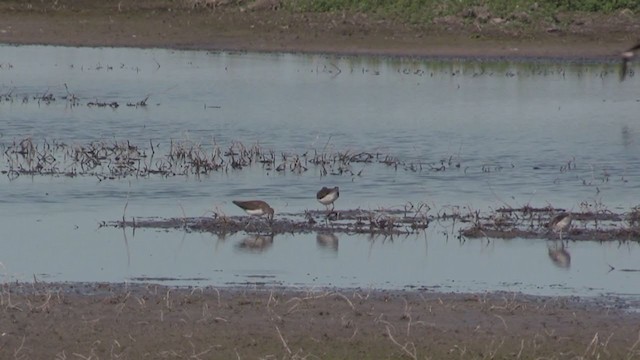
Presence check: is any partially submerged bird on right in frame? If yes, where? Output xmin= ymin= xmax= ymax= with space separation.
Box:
xmin=316 ymin=186 xmax=339 ymax=211
xmin=620 ymin=41 xmax=640 ymax=81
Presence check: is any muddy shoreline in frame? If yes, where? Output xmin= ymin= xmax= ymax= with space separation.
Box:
xmin=2 ymin=281 xmax=640 ymax=359
xmin=0 ymin=1 xmax=638 ymax=60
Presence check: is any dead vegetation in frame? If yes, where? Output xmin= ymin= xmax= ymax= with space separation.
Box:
xmin=0 ymin=85 xmax=150 ymax=109
xmin=460 ymin=201 xmax=640 ymax=242
xmin=107 ymin=205 xmax=433 ymax=237
xmin=106 ymin=199 xmax=640 ymax=242
xmin=0 ymin=137 xmax=462 ymax=180
xmin=3 ymin=137 xmax=640 ymax=241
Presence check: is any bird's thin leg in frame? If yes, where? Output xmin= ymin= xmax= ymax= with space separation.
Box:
xmin=265 ymin=217 xmax=273 ymax=234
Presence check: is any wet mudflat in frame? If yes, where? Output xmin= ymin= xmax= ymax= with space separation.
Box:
xmin=1 ymin=282 xmax=640 ymax=359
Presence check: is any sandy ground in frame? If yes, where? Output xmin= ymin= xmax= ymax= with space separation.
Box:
xmin=2 ymin=1 xmax=640 ymax=358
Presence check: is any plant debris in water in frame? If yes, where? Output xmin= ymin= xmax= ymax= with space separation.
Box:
xmin=0 ymin=85 xmax=151 ymax=109
xmin=105 ymin=203 xmax=640 ymax=242
xmin=4 ymin=137 xmax=640 ymax=241
xmin=0 ymin=137 xmax=460 ymax=180
xmin=107 ymin=206 xmax=432 ymax=238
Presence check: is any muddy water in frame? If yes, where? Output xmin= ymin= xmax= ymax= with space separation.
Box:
xmin=1 ymin=45 xmax=639 ymax=296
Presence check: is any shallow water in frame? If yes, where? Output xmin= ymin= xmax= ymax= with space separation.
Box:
xmin=1 ymin=45 xmax=639 ymax=297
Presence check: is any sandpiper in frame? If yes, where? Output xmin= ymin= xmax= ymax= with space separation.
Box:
xmin=549 ymin=212 xmax=572 ymax=240
xmin=316 ymin=186 xmax=339 ymax=211
xmin=232 ymin=200 xmax=274 ymax=221
xmin=620 ymin=41 xmax=640 ymax=81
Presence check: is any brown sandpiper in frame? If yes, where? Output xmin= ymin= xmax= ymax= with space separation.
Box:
xmin=316 ymin=186 xmax=339 ymax=211
xmin=549 ymin=212 xmax=572 ymax=240
xmin=232 ymin=200 xmax=274 ymax=221
xmin=620 ymin=41 xmax=640 ymax=81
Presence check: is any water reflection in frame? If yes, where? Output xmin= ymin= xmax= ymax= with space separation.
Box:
xmin=547 ymin=242 xmax=571 ymax=269
xmin=622 ymin=125 xmax=635 ymax=148
xmin=316 ymin=233 xmax=339 ymax=252
xmin=235 ymin=234 xmax=274 ymax=253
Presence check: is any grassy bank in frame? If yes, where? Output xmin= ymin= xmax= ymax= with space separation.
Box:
xmin=5 ymin=0 xmax=639 ymax=34
xmin=6 ymin=0 xmax=639 ymax=19
xmin=285 ymin=0 xmax=640 ymax=16
xmin=0 ymin=0 xmax=636 ymax=58
xmin=285 ymin=0 xmax=639 ymax=29
xmin=185 ymin=0 xmax=640 ymax=40
xmin=264 ymin=0 xmax=636 ymax=25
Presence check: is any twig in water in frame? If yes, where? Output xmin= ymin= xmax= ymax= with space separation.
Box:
xmin=322 ymin=135 xmax=332 ymax=154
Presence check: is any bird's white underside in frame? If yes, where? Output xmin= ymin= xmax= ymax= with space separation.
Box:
xmin=245 ymin=208 xmax=267 ymax=216
xmin=318 ymin=192 xmax=338 ymax=205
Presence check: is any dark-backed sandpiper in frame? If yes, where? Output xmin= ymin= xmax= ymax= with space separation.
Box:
xmin=316 ymin=186 xmax=339 ymax=211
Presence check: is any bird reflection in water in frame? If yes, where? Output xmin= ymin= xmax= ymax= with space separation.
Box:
xmin=621 ymin=125 xmax=635 ymax=148
xmin=547 ymin=242 xmax=571 ymax=269
xmin=316 ymin=233 xmax=339 ymax=252
xmin=235 ymin=234 xmax=274 ymax=253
